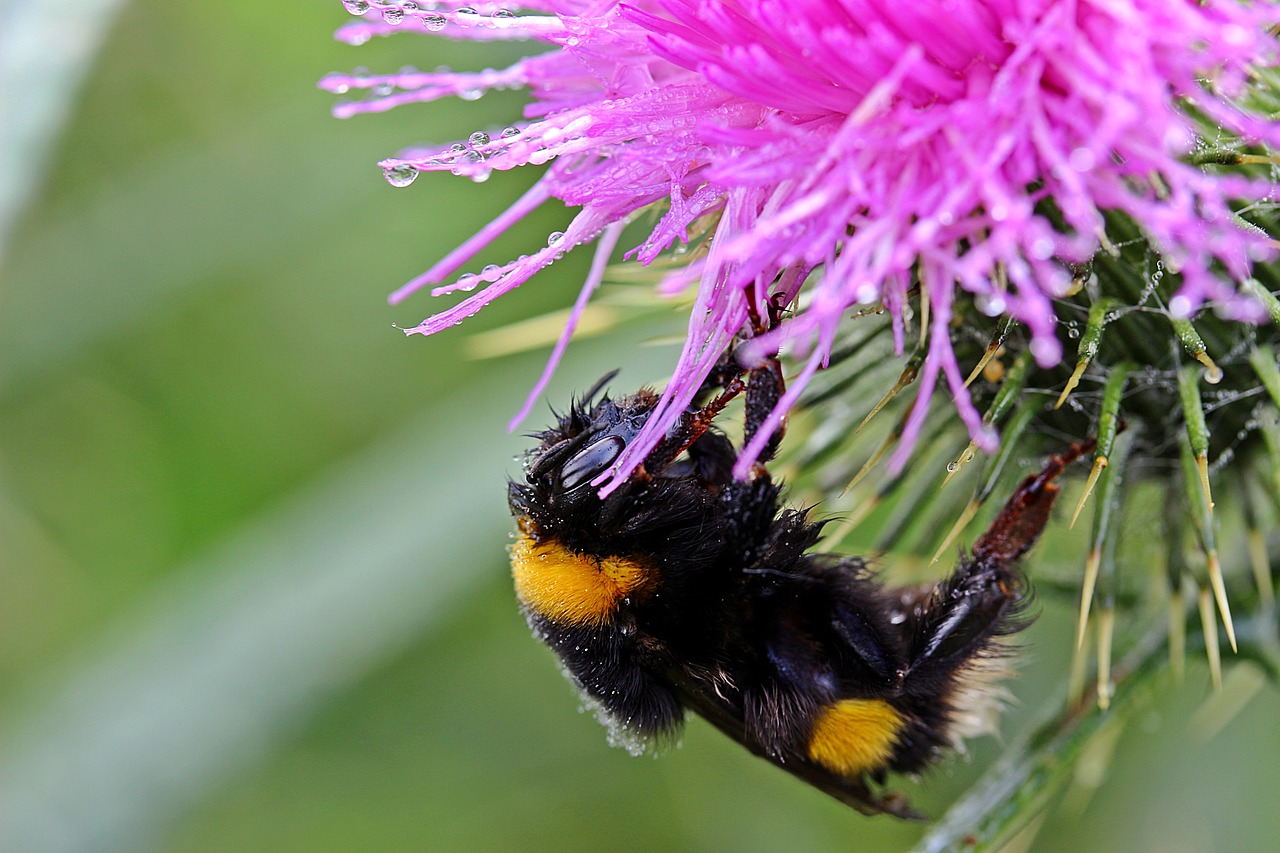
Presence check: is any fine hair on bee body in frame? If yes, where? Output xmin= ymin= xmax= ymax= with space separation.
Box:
xmin=507 ymin=354 xmax=1092 ymax=818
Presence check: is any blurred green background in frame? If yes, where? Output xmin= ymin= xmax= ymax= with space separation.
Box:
xmin=1 ymin=2 xmax=1276 ymax=851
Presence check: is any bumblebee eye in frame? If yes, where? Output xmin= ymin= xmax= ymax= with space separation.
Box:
xmin=560 ymin=435 xmax=625 ymax=491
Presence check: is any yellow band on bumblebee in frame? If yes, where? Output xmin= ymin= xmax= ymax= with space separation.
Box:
xmin=510 ymin=528 xmax=656 ymax=626
xmin=806 ymin=698 xmax=903 ymax=779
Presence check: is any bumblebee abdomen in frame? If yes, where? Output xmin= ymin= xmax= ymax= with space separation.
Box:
xmin=510 ymin=528 xmax=657 ymax=627
xmin=805 ymin=699 xmax=904 ymax=779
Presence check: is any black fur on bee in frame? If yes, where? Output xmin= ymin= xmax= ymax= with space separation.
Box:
xmin=508 ymin=360 xmax=1090 ymax=817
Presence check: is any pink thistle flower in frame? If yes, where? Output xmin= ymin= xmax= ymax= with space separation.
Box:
xmin=324 ymin=0 xmax=1280 ymax=491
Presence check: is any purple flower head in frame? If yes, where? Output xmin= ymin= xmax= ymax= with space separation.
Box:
xmin=325 ymin=0 xmax=1280 ymax=492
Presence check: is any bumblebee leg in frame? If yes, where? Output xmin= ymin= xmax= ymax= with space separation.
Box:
xmin=903 ymin=439 xmax=1095 ymax=680
xmin=744 ymin=356 xmax=786 ymax=466
xmin=971 ymin=437 xmax=1096 ymax=566
xmin=643 ymin=377 xmax=747 ymax=476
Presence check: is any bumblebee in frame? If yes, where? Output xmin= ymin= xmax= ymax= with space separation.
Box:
xmin=507 ymin=361 xmax=1089 ymax=817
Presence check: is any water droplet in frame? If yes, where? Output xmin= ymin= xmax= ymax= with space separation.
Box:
xmin=493 ymin=9 xmax=515 ymax=20
xmin=372 ymin=82 xmax=394 ymax=97
xmin=382 ymin=7 xmax=405 ymax=24
xmin=547 ymin=231 xmax=566 ymax=247
xmin=500 ymin=126 xmax=520 ymax=138
xmin=457 ymin=273 xmax=478 ymax=291
xmin=342 ymin=0 xmax=370 ymax=14
xmin=481 ymin=264 xmax=501 ymax=281
xmin=946 ymin=461 xmax=958 ymax=473
xmin=422 ymin=13 xmax=446 ymax=30
xmin=469 ymin=131 xmax=491 ymax=146
xmin=449 ymin=142 xmax=468 ymax=154
xmin=383 ymin=164 xmax=419 ymax=187
xmin=458 ymin=88 xmax=483 ymax=101
xmin=1169 ymin=295 xmax=1193 ymax=319
xmin=1030 ymin=237 xmax=1054 ymax=259
xmin=402 ymin=1 xmax=420 ymax=10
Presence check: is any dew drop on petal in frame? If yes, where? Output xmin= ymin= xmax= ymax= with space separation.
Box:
xmin=383 ymin=164 xmax=419 ymax=187
xmin=422 ymin=13 xmax=447 ymax=30
xmin=383 ymin=7 xmax=404 ymax=24
xmin=1222 ymin=24 xmax=1248 ymax=45
xmin=547 ymin=231 xmax=566 ymax=248
xmin=469 ymin=131 xmax=491 ymax=146
xmin=1068 ymin=147 xmax=1096 ymax=172
xmin=1030 ymin=337 xmax=1060 ymax=364
xmin=977 ymin=294 xmax=1006 ymax=316
xmin=342 ymin=0 xmax=370 ymax=14
xmin=500 ymin=126 xmax=520 ymax=139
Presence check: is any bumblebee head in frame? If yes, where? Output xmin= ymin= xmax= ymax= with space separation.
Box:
xmin=508 ymin=374 xmax=737 ymax=543
xmin=508 ymin=371 xmax=654 ymax=508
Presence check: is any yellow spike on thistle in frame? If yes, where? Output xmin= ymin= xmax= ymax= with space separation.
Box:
xmin=1070 ymin=455 xmax=1108 ymax=529
xmin=1192 ymin=350 xmax=1223 ymax=384
xmin=1248 ymin=528 xmax=1276 ymax=609
xmin=1054 ymin=360 xmax=1089 ymax=410
xmin=853 ymin=359 xmax=919 ymax=436
xmin=1076 ymin=547 xmax=1101 ymax=650
xmin=1196 ymin=454 xmax=1214 ymax=512
xmin=1096 ymin=610 xmax=1115 ymax=711
xmin=1206 ymin=551 xmax=1237 ymax=653
xmin=942 ymin=442 xmax=977 ymax=487
xmin=1198 ymin=587 xmax=1222 ymax=691
xmin=929 ymin=500 xmax=980 ymax=567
